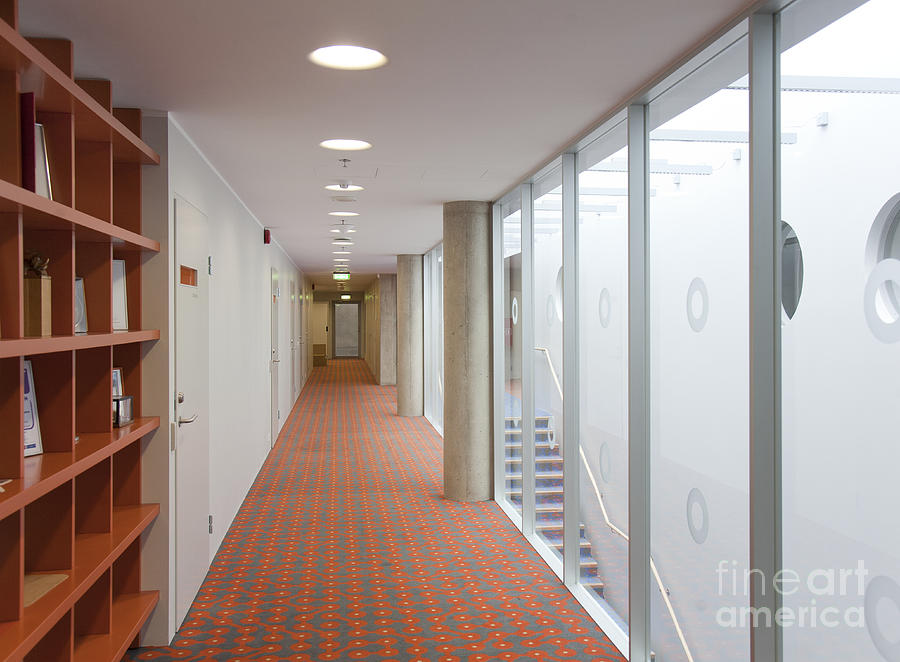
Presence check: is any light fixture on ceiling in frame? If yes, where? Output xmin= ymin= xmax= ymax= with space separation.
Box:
xmin=328 ymin=211 xmax=359 ymax=217
xmin=340 ymin=294 xmax=352 ymax=300
xmin=325 ymin=183 xmax=364 ymax=192
xmin=319 ymin=139 xmax=371 ymax=151
xmin=333 ymin=258 xmax=350 ymax=262
xmin=332 ymin=237 xmax=354 ymax=247
xmin=333 ymin=250 xmax=352 ymax=255
xmin=330 ymin=220 xmax=356 ymax=234
xmin=308 ymin=45 xmax=387 ymax=71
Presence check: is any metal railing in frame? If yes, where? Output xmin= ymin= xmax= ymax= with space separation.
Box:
xmin=532 ymin=346 xmax=695 ymax=662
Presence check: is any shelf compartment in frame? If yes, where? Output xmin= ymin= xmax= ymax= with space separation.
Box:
xmin=75 ymin=243 xmax=110 ymax=335
xmin=112 ymin=443 xmax=140 ymax=509
xmin=0 ymin=503 xmax=159 ymax=661
xmin=22 ymin=229 xmax=74 ymax=337
xmin=27 ymin=350 xmax=74 ymax=455
xmin=0 ymin=22 xmax=158 ymax=165
xmin=0 ymin=417 xmax=159 ymax=521
xmin=23 ymin=609 xmax=70 ymax=662
xmin=0 ymin=210 xmax=21 ymax=340
xmin=0 ymin=355 xmax=23 ymax=480
xmin=73 ymin=570 xmax=110 ymax=645
xmin=75 ymin=346 xmax=110 ymax=435
xmin=0 ymin=329 xmax=160 ymax=360
xmin=0 ymin=180 xmax=159 ymax=251
xmin=0 ymin=512 xmax=23 ymax=624
xmin=73 ymin=591 xmax=156 ymax=662
xmin=74 ymin=458 xmax=110 ymax=535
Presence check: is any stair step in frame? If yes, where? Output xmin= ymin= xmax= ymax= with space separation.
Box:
xmin=505 ymin=456 xmax=561 ymax=465
xmin=505 ymin=471 xmax=563 ymax=481
xmin=535 ymin=522 xmax=585 ymax=533
xmin=504 ymin=440 xmax=559 ymax=450
xmin=505 ymin=430 xmax=554 ymax=439
xmin=505 ymin=487 xmax=565 ymax=497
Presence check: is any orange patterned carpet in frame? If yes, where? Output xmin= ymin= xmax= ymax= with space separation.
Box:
xmin=128 ymin=359 xmax=624 ymax=661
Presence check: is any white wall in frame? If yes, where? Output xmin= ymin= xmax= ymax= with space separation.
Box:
xmin=167 ymin=119 xmax=306 ymax=555
xmin=139 ymin=115 xmax=310 ymax=645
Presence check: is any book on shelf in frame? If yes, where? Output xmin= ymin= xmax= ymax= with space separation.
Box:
xmin=23 ymin=360 xmax=43 ymax=457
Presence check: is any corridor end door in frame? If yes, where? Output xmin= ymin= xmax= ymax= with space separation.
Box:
xmin=271 ymin=268 xmax=280 ymax=448
xmin=174 ymin=197 xmax=210 ymax=628
xmin=334 ymin=303 xmax=359 ymax=357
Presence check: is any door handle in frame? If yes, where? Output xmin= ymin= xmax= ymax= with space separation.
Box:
xmin=178 ymin=413 xmax=198 ymax=427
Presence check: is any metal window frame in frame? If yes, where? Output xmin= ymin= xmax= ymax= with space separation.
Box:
xmin=561 ymin=152 xmax=580 ymax=587
xmin=521 ymin=183 xmax=537 ymax=539
xmin=626 ymin=103 xmax=651 ymax=662
xmin=749 ymin=11 xmax=782 ymax=662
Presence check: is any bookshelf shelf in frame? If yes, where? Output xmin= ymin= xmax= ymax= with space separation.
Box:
xmin=0 ymin=21 xmax=159 ymax=165
xmin=0 ymin=2 xmax=162 ymax=660
xmin=0 ymin=179 xmax=160 ymax=251
xmin=0 ymin=330 xmax=160 ymax=359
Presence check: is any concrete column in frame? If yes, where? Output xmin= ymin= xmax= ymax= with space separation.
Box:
xmin=396 ymin=254 xmax=424 ymax=416
xmin=379 ymin=274 xmax=397 ymax=385
xmin=443 ymin=201 xmax=491 ymax=502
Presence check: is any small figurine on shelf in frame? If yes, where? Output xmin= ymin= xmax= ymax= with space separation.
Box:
xmin=23 ymin=252 xmax=51 ymax=337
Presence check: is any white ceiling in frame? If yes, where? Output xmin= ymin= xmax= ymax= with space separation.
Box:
xmin=19 ymin=0 xmax=755 ymax=280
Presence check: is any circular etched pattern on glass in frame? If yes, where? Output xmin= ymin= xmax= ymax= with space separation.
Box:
xmin=686 ymin=277 xmax=709 ymax=332
xmin=865 ymin=575 xmax=900 ymax=662
xmin=781 ymin=221 xmax=804 ymax=319
xmin=686 ymin=487 xmax=709 ymax=544
xmin=598 ymin=288 xmax=611 ymax=329
xmin=512 ymin=297 xmax=519 ymax=326
xmin=598 ymin=442 xmax=611 ymax=482
xmin=554 ymin=267 xmax=564 ymax=321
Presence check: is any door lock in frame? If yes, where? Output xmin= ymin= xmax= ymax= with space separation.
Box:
xmin=177 ymin=392 xmax=185 ymax=404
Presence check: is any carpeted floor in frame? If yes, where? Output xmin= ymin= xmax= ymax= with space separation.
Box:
xmin=128 ymin=359 xmax=624 ymax=661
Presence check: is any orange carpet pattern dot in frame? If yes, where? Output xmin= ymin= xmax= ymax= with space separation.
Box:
xmin=128 ymin=359 xmax=624 ymax=662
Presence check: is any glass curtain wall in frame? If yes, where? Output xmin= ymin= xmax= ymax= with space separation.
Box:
xmin=647 ymin=34 xmax=750 ymax=661
xmin=491 ymin=2 xmax=897 ymax=660
xmin=500 ymin=198 xmax=524 ymax=516
xmin=423 ymin=243 xmax=444 ymax=434
xmin=576 ymin=124 xmax=629 ymax=626
xmin=780 ymin=0 xmax=900 ymax=659
xmin=532 ymin=165 xmax=565 ymax=568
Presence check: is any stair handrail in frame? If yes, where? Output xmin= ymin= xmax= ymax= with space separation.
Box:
xmin=532 ymin=345 xmax=694 ymax=662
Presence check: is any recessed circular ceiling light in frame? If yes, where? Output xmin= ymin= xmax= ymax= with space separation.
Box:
xmin=333 ymin=250 xmax=352 ymax=255
xmin=332 ymin=238 xmax=354 ymax=246
xmin=308 ymin=45 xmax=387 ymax=71
xmin=325 ymin=183 xmax=364 ymax=192
xmin=319 ymin=139 xmax=371 ymax=151
xmin=333 ymin=258 xmax=350 ymax=262
xmin=328 ymin=211 xmax=359 ymax=217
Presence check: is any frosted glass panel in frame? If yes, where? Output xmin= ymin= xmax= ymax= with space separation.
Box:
xmin=533 ymin=169 xmax=564 ymax=564
xmin=648 ymin=37 xmax=750 ymax=661
xmin=781 ymin=1 xmax=900 ymax=659
xmin=501 ymin=204 xmax=524 ymax=515
xmin=577 ymin=127 xmax=629 ymax=627
xmin=423 ymin=244 xmax=444 ymax=433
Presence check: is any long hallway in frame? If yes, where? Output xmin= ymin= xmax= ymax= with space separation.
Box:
xmin=129 ymin=359 xmax=624 ymax=661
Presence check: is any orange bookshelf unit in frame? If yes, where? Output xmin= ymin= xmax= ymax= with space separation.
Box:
xmin=0 ymin=1 xmax=161 ymax=660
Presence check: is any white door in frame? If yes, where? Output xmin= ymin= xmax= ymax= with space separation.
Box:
xmin=290 ymin=280 xmax=297 ymax=399
xmin=334 ymin=303 xmax=359 ymax=357
xmin=270 ymin=268 xmax=280 ymax=447
xmin=174 ymin=197 xmax=210 ymax=628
